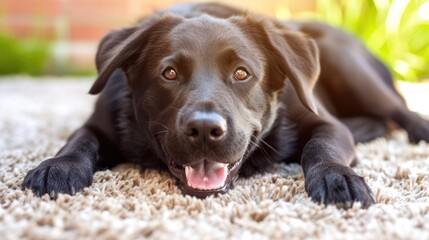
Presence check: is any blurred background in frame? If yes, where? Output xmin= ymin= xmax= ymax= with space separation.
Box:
xmin=0 ymin=0 xmax=428 ymax=82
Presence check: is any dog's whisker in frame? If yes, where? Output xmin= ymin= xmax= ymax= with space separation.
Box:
xmin=153 ymin=130 xmax=169 ymax=135
xmin=257 ymin=138 xmax=281 ymax=156
xmin=153 ymin=133 xmax=169 ymax=143
xmin=249 ymin=139 xmax=274 ymax=163
xmin=149 ymin=121 xmax=170 ymax=130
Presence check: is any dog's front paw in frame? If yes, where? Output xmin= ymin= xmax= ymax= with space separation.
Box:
xmin=22 ymin=156 xmax=93 ymax=198
xmin=305 ymin=163 xmax=374 ymax=208
xmin=407 ymin=117 xmax=429 ymax=143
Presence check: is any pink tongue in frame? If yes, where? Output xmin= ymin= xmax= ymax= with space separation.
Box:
xmin=185 ymin=162 xmax=228 ymax=190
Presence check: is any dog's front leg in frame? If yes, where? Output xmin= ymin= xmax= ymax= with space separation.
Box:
xmin=299 ymin=117 xmax=375 ymax=208
xmin=22 ymin=127 xmax=100 ymax=197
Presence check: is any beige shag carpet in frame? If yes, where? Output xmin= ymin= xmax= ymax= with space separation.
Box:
xmin=1 ymin=78 xmax=429 ymax=240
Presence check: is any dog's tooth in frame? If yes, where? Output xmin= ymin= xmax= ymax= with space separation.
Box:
xmin=185 ymin=166 xmax=192 ymax=187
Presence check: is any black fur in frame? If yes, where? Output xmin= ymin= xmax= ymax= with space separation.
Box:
xmin=23 ymin=3 xmax=429 ymax=207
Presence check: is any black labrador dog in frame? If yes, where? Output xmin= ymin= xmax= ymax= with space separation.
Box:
xmin=23 ymin=3 xmax=429 ymax=207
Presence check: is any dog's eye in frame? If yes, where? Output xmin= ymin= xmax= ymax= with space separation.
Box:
xmin=163 ymin=67 xmax=178 ymax=81
xmin=233 ymin=68 xmax=249 ymax=81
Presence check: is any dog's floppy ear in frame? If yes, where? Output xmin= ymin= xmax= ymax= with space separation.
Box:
xmin=232 ymin=17 xmax=320 ymax=113
xmin=274 ymin=27 xmax=320 ymax=113
xmin=94 ymin=27 xmax=136 ymax=75
xmin=89 ymin=14 xmax=183 ymax=94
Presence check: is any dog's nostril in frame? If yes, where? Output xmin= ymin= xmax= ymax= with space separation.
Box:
xmin=210 ymin=126 xmax=225 ymax=139
xmin=187 ymin=128 xmax=199 ymax=138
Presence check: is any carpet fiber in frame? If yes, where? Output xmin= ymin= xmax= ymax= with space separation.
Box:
xmin=1 ymin=78 xmax=429 ymax=239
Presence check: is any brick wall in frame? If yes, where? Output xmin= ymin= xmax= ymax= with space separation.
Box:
xmin=0 ymin=0 xmax=315 ymax=74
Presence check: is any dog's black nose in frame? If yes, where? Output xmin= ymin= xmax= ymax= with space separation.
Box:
xmin=184 ymin=111 xmax=227 ymax=144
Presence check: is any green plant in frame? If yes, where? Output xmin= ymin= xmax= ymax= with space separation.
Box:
xmin=0 ymin=33 xmax=51 ymax=75
xmin=300 ymin=0 xmax=429 ymax=82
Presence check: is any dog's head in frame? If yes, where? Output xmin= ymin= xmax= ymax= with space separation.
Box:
xmin=90 ymin=13 xmax=319 ymax=197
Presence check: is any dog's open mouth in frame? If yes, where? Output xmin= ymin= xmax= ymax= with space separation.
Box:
xmin=185 ymin=162 xmax=228 ymax=190
xmin=168 ymin=158 xmax=243 ymax=197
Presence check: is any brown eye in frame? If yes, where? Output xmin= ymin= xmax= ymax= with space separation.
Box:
xmin=234 ymin=68 xmax=249 ymax=81
xmin=163 ymin=67 xmax=178 ymax=80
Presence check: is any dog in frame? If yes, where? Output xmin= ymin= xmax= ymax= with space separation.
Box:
xmin=22 ymin=3 xmax=429 ymax=207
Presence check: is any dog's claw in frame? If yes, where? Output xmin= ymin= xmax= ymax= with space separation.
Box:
xmin=70 ymin=186 xmax=76 ymax=195
xmin=49 ymin=190 xmax=56 ymax=198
